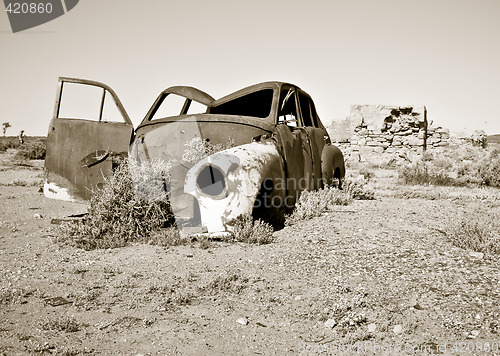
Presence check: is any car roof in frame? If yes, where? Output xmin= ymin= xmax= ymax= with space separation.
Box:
xmin=212 ymin=81 xmax=299 ymax=106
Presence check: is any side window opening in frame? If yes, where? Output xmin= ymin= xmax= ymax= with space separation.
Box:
xmin=58 ymin=82 xmax=124 ymax=122
xmin=298 ymin=92 xmax=314 ymax=127
xmin=278 ymin=88 xmax=299 ymax=127
xmin=151 ymin=94 xmax=206 ymax=120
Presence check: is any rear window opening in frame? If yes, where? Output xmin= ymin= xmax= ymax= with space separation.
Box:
xmin=209 ymin=89 xmax=273 ymax=118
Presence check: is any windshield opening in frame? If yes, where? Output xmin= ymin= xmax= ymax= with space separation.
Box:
xmin=209 ymin=89 xmax=273 ymax=118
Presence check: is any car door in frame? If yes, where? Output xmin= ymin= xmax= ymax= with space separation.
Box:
xmin=44 ymin=77 xmax=134 ymax=201
xmin=296 ymin=89 xmax=328 ymax=189
xmin=274 ymin=86 xmax=314 ymax=206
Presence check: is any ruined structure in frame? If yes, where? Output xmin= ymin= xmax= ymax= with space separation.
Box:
xmin=328 ymin=105 xmax=452 ymax=164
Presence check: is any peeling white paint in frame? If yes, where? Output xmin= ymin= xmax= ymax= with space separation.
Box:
xmin=43 ymin=181 xmax=76 ymax=202
xmin=185 ymin=141 xmax=281 ymax=233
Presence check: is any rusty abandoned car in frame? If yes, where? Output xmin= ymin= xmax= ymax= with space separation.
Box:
xmin=44 ymin=77 xmax=345 ymax=234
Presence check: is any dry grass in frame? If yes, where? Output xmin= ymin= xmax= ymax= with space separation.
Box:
xmin=59 ymin=159 xmax=174 ymax=250
xmin=227 ymin=214 xmax=275 ymax=245
xmin=14 ymin=139 xmax=46 ymax=160
xmin=399 ymin=146 xmax=500 ymax=188
xmin=182 ymin=137 xmax=236 ymax=164
xmin=446 ymin=210 xmax=500 ymax=256
xmin=285 ymin=175 xmax=374 ymax=225
xmin=39 ymin=316 xmax=84 ymax=333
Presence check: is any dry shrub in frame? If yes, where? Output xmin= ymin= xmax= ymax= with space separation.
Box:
xmin=447 ymin=210 xmax=500 ymax=256
xmin=285 ymin=175 xmax=374 ymax=225
xmin=399 ymin=146 xmax=500 ymax=188
xmin=229 ymin=214 xmax=275 ymax=245
xmin=60 ymin=159 xmax=174 ymax=250
xmin=39 ymin=316 xmax=83 ymax=332
xmin=182 ymin=137 xmax=235 ymax=164
xmin=15 ymin=139 xmax=46 ymax=160
xmin=286 ymin=187 xmax=351 ymax=225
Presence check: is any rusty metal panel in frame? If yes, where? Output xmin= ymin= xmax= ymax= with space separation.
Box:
xmin=44 ymin=118 xmax=133 ymax=200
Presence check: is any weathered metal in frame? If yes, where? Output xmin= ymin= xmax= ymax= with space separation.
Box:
xmin=44 ymin=78 xmax=345 ymax=233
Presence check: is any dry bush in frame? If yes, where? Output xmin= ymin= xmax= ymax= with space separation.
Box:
xmin=60 ymin=159 xmax=174 ymax=250
xmin=399 ymin=146 xmax=500 ymax=188
xmin=286 ymin=175 xmax=374 ymax=225
xmin=182 ymin=137 xmax=235 ymax=164
xmin=446 ymin=210 xmax=500 ymax=256
xmin=39 ymin=316 xmax=83 ymax=333
xmin=15 ymin=139 xmax=46 ymax=160
xmin=229 ymin=214 xmax=275 ymax=245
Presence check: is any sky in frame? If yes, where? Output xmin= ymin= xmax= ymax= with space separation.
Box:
xmin=1 ymin=0 xmax=499 ymax=136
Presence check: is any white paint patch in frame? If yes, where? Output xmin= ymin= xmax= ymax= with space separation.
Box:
xmin=43 ymin=181 xmax=76 ymax=202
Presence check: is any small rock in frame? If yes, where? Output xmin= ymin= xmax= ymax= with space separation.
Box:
xmin=469 ymin=251 xmax=484 ymax=259
xmin=367 ymin=323 xmax=377 ymax=333
xmin=294 ymin=295 xmax=302 ymax=301
xmin=393 ymin=325 xmax=403 ymax=334
xmin=324 ymin=318 xmax=336 ymax=329
xmin=409 ymin=297 xmax=423 ymax=310
xmin=469 ymin=330 xmax=480 ymax=338
xmin=236 ymin=317 xmax=248 ymax=325
xmin=34 ymin=213 xmax=42 ymax=219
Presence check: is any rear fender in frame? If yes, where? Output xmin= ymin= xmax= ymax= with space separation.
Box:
xmin=321 ymin=144 xmax=345 ymax=187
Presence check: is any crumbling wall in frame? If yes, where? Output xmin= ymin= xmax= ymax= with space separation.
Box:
xmin=329 ymin=105 xmax=452 ymax=165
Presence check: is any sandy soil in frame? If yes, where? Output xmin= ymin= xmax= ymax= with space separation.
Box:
xmin=1 ymin=149 xmax=500 ymax=355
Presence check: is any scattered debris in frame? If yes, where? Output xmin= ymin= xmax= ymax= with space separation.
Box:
xmin=44 ymin=296 xmax=72 ymax=307
xmin=236 ymin=317 xmax=248 ymax=325
xmin=367 ymin=323 xmax=377 ymax=333
xmin=393 ymin=325 xmax=403 ymax=335
xmin=324 ymin=318 xmax=336 ymax=329
xmin=469 ymin=251 xmax=484 ymax=259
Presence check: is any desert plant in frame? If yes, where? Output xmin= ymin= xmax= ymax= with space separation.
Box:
xmin=39 ymin=316 xmax=83 ymax=333
xmin=182 ymin=137 xmax=235 ymax=164
xmin=286 ymin=186 xmax=351 ymax=225
xmin=15 ymin=139 xmax=46 ymax=160
xmin=60 ymin=159 xmax=174 ymax=250
xmin=229 ymin=214 xmax=275 ymax=245
xmin=446 ymin=210 xmax=500 ymax=256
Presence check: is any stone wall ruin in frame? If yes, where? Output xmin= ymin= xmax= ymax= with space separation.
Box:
xmin=327 ymin=105 xmax=452 ymax=165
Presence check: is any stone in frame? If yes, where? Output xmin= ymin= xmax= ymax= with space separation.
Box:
xmin=324 ymin=318 xmax=336 ymax=328
xmin=393 ymin=325 xmax=403 ymax=334
xmin=469 ymin=251 xmax=484 ymax=259
xmin=34 ymin=213 xmax=42 ymax=219
xmin=236 ymin=317 xmax=248 ymax=325
xmin=367 ymin=323 xmax=377 ymax=333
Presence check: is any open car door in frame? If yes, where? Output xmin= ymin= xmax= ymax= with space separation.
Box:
xmin=44 ymin=77 xmax=134 ymax=201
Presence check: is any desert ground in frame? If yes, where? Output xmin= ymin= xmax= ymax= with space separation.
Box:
xmin=1 ymin=144 xmax=500 ymax=355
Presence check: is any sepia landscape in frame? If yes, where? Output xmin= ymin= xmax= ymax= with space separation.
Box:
xmin=1 ymin=130 xmax=499 ymax=355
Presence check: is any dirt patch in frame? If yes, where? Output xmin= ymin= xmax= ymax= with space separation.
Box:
xmin=1 ymin=153 xmax=500 ymax=355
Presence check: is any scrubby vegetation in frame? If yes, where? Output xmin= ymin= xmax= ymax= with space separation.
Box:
xmin=60 ymin=159 xmax=174 ymax=250
xmin=15 ymin=139 xmax=46 ymax=160
xmin=286 ymin=175 xmax=374 ymax=225
xmin=399 ymin=146 xmax=500 ymax=188
xmin=229 ymin=214 xmax=275 ymax=245
xmin=182 ymin=137 xmax=235 ymax=164
xmin=446 ymin=210 xmax=500 ymax=256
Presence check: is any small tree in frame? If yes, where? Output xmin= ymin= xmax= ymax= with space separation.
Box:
xmin=2 ymin=122 xmax=11 ymax=136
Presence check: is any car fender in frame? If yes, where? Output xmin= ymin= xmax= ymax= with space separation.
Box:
xmin=321 ymin=144 xmax=345 ymax=187
xmin=184 ymin=140 xmax=283 ymax=233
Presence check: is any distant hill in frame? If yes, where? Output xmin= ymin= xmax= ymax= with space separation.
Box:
xmin=488 ymin=134 xmax=500 ymax=144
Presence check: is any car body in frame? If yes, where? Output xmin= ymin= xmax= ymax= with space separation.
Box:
xmin=44 ymin=77 xmax=345 ymax=233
